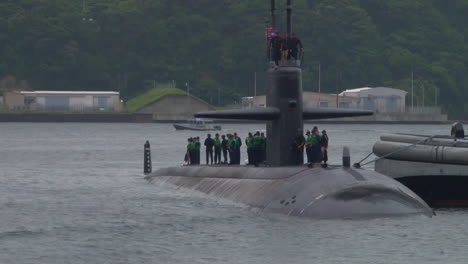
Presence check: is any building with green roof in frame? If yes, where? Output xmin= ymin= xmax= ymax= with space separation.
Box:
xmin=127 ymin=88 xmax=215 ymax=121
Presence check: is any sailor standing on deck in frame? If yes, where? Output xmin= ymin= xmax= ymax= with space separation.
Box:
xmin=321 ymin=130 xmax=329 ymax=165
xmin=246 ymin=133 xmax=254 ymax=165
xmin=186 ymin=137 xmax=193 ymax=165
xmin=270 ymin=31 xmax=282 ymax=67
xmin=204 ymin=134 xmax=215 ymax=165
xmin=194 ymin=137 xmax=201 ymax=165
xmin=310 ymin=127 xmax=322 ymax=165
xmin=221 ymin=135 xmax=228 ymax=164
xmin=291 ymin=129 xmax=305 ymax=165
xmin=260 ymin=132 xmax=267 ymax=163
xmin=252 ymin=131 xmax=262 ymax=166
xmin=305 ymin=131 xmax=312 ymax=163
xmin=234 ymin=133 xmax=242 ymax=165
xmin=280 ymin=33 xmax=290 ymax=65
xmin=288 ymin=33 xmax=303 ymax=60
xmin=227 ymin=134 xmax=235 ymax=165
xmin=214 ymin=133 xmax=222 ymax=164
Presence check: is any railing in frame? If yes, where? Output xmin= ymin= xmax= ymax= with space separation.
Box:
xmin=269 ymin=59 xmax=301 ymax=68
xmin=268 ymin=48 xmax=304 ymax=68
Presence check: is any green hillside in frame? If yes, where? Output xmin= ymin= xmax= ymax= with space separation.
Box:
xmin=2 ymin=0 xmax=468 ymax=117
xmin=126 ymin=88 xmax=186 ymax=112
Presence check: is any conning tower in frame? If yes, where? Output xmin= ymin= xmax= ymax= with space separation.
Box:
xmin=195 ymin=0 xmax=372 ymax=166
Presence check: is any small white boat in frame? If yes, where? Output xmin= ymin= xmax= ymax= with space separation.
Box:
xmin=173 ymin=119 xmax=221 ymax=131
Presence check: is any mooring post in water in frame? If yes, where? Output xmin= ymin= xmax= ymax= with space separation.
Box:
xmin=343 ymin=147 xmax=350 ymax=168
xmin=144 ymin=140 xmax=152 ymax=174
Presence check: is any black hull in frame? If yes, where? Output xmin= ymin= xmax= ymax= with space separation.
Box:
xmin=396 ymin=176 xmax=468 ymax=207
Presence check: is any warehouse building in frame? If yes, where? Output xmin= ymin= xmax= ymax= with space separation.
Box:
xmin=3 ymin=91 xmax=122 ymax=111
xmin=242 ymin=92 xmax=359 ymax=109
xmin=339 ymin=87 xmax=407 ymax=113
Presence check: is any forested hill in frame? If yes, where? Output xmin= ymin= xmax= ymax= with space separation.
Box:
xmin=1 ymin=0 xmax=468 ymax=117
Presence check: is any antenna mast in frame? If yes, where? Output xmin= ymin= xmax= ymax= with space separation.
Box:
xmin=271 ymin=0 xmax=276 ymax=29
xmin=286 ymin=0 xmax=292 ymax=35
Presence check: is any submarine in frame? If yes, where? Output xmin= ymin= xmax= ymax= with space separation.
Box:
xmin=144 ymin=0 xmax=433 ymax=219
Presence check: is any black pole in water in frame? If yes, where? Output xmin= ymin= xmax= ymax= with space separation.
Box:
xmin=144 ymin=141 xmax=152 ymax=174
xmin=343 ymin=147 xmax=350 ymax=168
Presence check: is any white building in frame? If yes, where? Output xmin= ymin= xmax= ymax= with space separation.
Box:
xmin=4 ymin=91 xmax=122 ymax=111
xmin=339 ymin=87 xmax=407 ymax=113
xmin=242 ymin=92 xmax=360 ymax=109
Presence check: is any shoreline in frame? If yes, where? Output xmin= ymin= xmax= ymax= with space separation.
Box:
xmin=0 ymin=112 xmax=461 ymax=124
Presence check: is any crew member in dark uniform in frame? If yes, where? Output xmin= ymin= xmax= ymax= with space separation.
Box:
xmin=245 ymin=133 xmax=254 ymax=165
xmin=228 ymin=134 xmax=236 ymax=165
xmin=305 ymin=131 xmax=312 ymax=163
xmin=260 ymin=132 xmax=267 ymax=163
xmin=288 ymin=33 xmax=303 ymax=60
xmin=234 ymin=133 xmax=242 ymax=165
xmin=221 ymin=135 xmax=228 ymax=164
xmin=281 ymin=33 xmax=290 ymax=65
xmin=204 ymin=134 xmax=215 ymax=165
xmin=186 ymin=137 xmax=193 ymax=165
xmin=214 ymin=133 xmax=222 ymax=164
xmin=321 ymin=130 xmax=329 ymax=165
xmin=291 ymin=129 xmax=305 ymax=165
xmin=270 ymin=31 xmax=282 ymax=67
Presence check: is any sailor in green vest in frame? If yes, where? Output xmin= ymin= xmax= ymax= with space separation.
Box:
xmin=227 ymin=134 xmax=235 ymax=165
xmin=245 ymin=133 xmax=254 ymax=165
xmin=305 ymin=131 xmax=314 ymax=163
xmin=214 ymin=133 xmax=222 ymax=164
xmin=310 ymin=127 xmax=322 ymax=164
xmin=194 ymin=136 xmax=201 ymax=165
xmin=252 ymin=131 xmax=262 ymax=166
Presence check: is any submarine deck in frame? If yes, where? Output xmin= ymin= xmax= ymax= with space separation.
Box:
xmin=152 ymin=164 xmax=349 ymax=180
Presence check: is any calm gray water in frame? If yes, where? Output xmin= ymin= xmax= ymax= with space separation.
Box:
xmin=1 ymin=122 xmax=467 ymax=264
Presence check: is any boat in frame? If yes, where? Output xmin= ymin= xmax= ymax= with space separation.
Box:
xmin=373 ymin=123 xmax=468 ymax=207
xmin=173 ymin=118 xmax=221 ymax=131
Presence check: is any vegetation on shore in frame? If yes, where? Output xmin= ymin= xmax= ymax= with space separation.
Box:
xmin=126 ymin=88 xmax=186 ymax=112
xmin=1 ymin=0 xmax=468 ymax=117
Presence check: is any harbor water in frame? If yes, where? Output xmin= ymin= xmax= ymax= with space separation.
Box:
xmin=0 ymin=122 xmax=467 ymax=264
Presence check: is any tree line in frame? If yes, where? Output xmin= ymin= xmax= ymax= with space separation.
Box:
xmin=1 ymin=0 xmax=468 ymax=117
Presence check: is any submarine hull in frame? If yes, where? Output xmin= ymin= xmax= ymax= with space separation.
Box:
xmin=146 ymin=166 xmax=433 ymax=219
